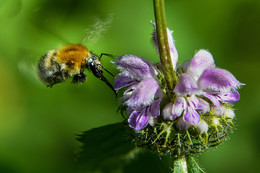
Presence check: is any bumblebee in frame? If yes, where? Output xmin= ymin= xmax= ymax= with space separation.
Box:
xmin=38 ymin=44 xmax=116 ymax=94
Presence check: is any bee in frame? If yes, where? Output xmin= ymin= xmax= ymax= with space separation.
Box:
xmin=38 ymin=44 xmax=116 ymax=95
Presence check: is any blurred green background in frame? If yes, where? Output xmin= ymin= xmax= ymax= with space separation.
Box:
xmin=0 ymin=0 xmax=259 ymax=172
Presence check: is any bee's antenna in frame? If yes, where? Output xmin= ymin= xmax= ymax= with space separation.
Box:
xmin=97 ymin=63 xmax=115 ymax=78
xmin=99 ymin=74 xmax=117 ymax=97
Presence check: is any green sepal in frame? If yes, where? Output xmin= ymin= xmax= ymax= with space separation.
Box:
xmin=186 ymin=155 xmax=205 ymax=173
xmin=173 ymin=158 xmax=186 ymax=173
xmin=172 ymin=155 xmax=204 ymax=173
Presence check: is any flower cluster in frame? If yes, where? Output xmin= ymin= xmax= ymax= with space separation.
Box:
xmin=163 ymin=49 xmax=242 ymax=131
xmin=114 ymin=55 xmax=162 ymax=130
xmin=114 ymin=22 xmax=242 ymax=133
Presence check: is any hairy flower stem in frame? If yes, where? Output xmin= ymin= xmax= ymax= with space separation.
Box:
xmin=153 ymin=0 xmax=177 ymax=100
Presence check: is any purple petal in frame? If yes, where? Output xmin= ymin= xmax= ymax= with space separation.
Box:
xmin=197 ymin=99 xmax=210 ymax=114
xmin=174 ymin=74 xmax=200 ymax=96
xmin=114 ymin=72 xmax=138 ymax=90
xmin=123 ymin=84 xmax=137 ymax=96
xmin=115 ymin=54 xmax=153 ymax=79
xmin=152 ymin=22 xmax=158 ymax=48
xmin=203 ymin=92 xmax=220 ymax=106
xmin=120 ymin=84 xmax=138 ymax=103
xmin=162 ymin=98 xmax=185 ymax=121
xmin=172 ymin=97 xmax=186 ymax=118
xmin=128 ymin=109 xmax=149 ymax=130
xmin=186 ymin=50 xmax=215 ymax=80
xmin=149 ymin=99 xmax=161 ymax=118
xmin=152 ymin=22 xmax=178 ymax=70
xmin=126 ymin=78 xmax=160 ymax=107
xmin=190 ymin=96 xmax=210 ymax=114
xmin=187 ymin=95 xmax=199 ymax=108
xmin=182 ymin=60 xmax=190 ymax=72
xmin=167 ymin=29 xmax=178 ymax=70
xmin=218 ymin=90 xmax=240 ymax=103
xmin=183 ymin=105 xmax=200 ymax=125
xmin=198 ymin=68 xmax=242 ymax=93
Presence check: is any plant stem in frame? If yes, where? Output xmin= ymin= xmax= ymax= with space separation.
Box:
xmin=153 ymin=0 xmax=177 ymax=100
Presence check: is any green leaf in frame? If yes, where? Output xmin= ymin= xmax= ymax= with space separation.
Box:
xmin=76 ymin=123 xmax=136 ymax=173
xmin=122 ymin=150 xmax=172 ymax=173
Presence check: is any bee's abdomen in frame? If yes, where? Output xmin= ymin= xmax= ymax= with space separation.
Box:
xmin=38 ymin=50 xmax=67 ymax=87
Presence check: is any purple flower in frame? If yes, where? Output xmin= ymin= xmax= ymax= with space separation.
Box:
xmin=185 ymin=50 xmax=242 ymax=106
xmin=128 ymin=100 xmax=160 ymax=130
xmin=114 ymin=21 xmax=242 ymax=131
xmin=163 ymin=74 xmax=210 ymax=126
xmin=113 ymin=23 xmax=178 ymax=130
xmin=163 ymin=49 xmax=242 ymax=127
xmin=114 ymin=54 xmax=162 ymax=130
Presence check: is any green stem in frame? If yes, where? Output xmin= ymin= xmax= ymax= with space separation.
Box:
xmin=153 ymin=0 xmax=177 ymax=100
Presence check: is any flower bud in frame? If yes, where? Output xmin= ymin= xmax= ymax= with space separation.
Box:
xmin=196 ymin=120 xmax=208 ymax=133
xmin=211 ymin=105 xmax=225 ymax=116
xmin=177 ymin=117 xmax=190 ymax=131
xmin=148 ymin=116 xmax=157 ymax=126
xmin=162 ymin=102 xmax=174 ymax=120
xmin=212 ymin=117 xmax=220 ymax=126
xmin=225 ymin=108 xmax=235 ymax=119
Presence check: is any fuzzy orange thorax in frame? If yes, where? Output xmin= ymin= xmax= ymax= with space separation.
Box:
xmin=57 ymin=44 xmax=91 ymax=68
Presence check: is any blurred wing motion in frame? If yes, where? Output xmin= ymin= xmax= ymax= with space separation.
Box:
xmin=82 ymin=14 xmax=114 ymax=44
xmin=17 ymin=56 xmax=45 ymax=87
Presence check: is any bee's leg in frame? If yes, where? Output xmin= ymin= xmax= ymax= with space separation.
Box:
xmin=72 ymin=72 xmax=86 ymax=83
xmin=99 ymin=53 xmax=116 ymax=60
xmin=46 ymin=71 xmax=66 ymax=87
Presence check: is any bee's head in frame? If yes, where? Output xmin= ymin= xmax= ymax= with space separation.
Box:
xmin=86 ymin=54 xmax=117 ymax=96
xmin=87 ymin=59 xmax=103 ymax=78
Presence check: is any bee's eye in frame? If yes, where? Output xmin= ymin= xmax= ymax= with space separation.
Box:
xmin=88 ymin=62 xmax=95 ymax=70
xmin=88 ymin=62 xmax=102 ymax=77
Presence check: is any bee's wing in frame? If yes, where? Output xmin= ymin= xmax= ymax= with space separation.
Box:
xmin=81 ymin=14 xmax=114 ymax=45
xmin=17 ymin=55 xmax=45 ymax=88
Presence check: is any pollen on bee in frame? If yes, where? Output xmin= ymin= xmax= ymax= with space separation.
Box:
xmin=57 ymin=44 xmax=91 ymax=67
